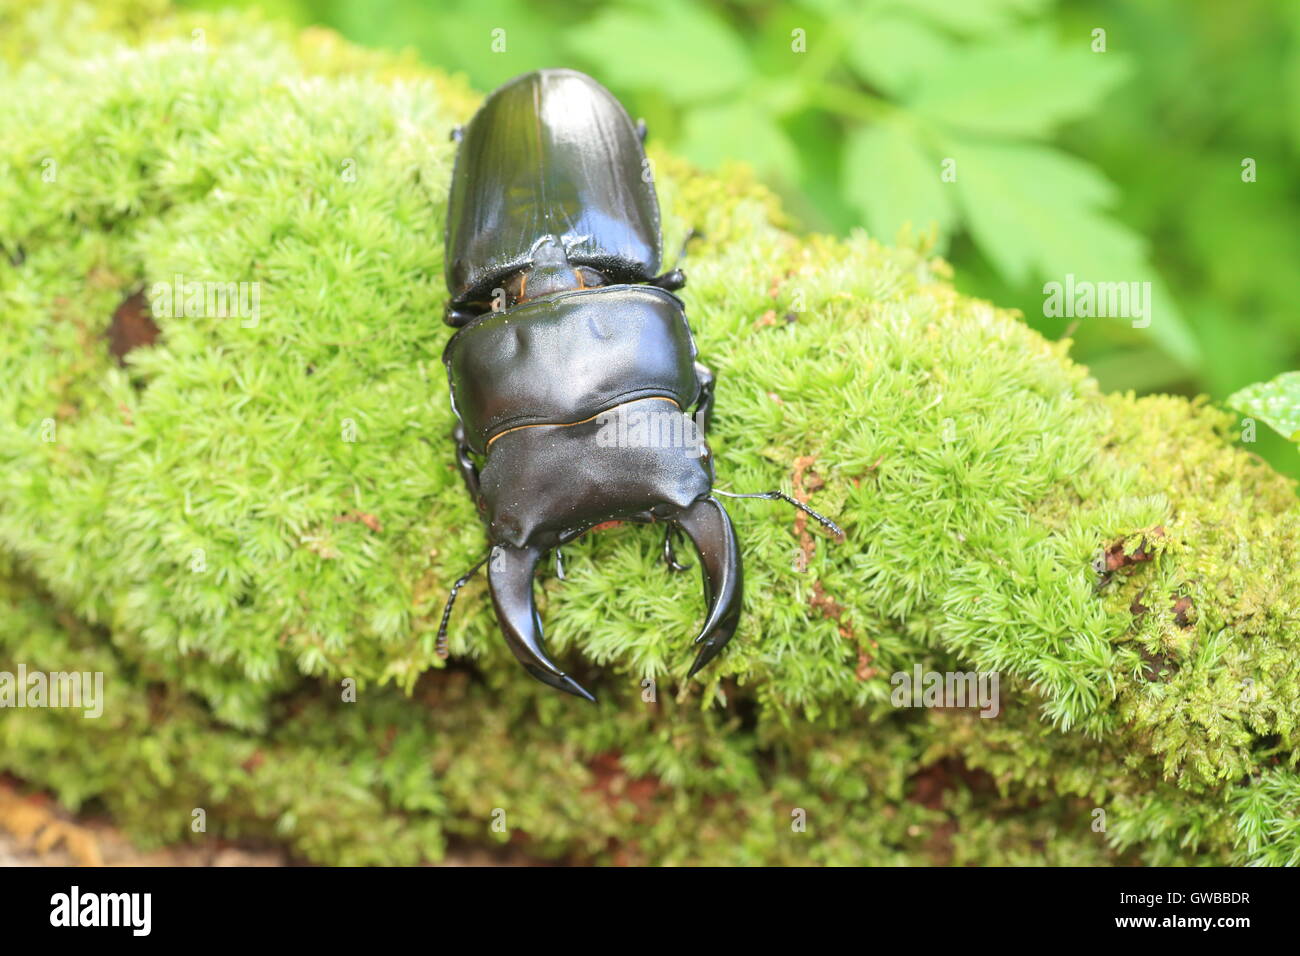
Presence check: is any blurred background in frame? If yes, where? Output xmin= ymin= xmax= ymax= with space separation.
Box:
xmin=178 ymin=0 xmax=1300 ymax=477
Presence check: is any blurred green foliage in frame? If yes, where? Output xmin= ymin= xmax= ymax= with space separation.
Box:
xmin=177 ymin=0 xmax=1300 ymax=477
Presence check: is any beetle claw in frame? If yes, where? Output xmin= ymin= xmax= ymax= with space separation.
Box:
xmin=674 ymin=495 xmax=742 ymax=677
xmin=487 ymin=544 xmax=596 ymax=702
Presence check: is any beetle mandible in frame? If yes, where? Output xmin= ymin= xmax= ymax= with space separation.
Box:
xmin=437 ymin=69 xmax=839 ymax=701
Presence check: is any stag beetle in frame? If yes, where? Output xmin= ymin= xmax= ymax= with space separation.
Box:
xmin=437 ymin=69 xmax=839 ymax=701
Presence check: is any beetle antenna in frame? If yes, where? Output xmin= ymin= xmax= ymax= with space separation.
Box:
xmin=436 ymin=550 xmax=491 ymax=659
xmin=673 ymin=228 xmax=701 ymax=268
xmin=712 ymin=488 xmax=844 ymax=539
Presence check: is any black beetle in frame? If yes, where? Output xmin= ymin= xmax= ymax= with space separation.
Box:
xmin=437 ymin=69 xmax=839 ymax=701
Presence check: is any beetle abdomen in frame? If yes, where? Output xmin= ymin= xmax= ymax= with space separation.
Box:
xmin=444 ymin=69 xmax=662 ymax=307
xmin=443 ymin=286 xmax=699 ymax=455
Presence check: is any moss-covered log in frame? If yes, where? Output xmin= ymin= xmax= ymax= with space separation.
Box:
xmin=1 ymin=2 xmax=1297 ymax=865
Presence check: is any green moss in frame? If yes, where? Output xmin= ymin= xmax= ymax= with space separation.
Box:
xmin=1 ymin=1 xmax=1297 ymax=865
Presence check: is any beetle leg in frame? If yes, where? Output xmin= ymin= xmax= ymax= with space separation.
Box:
xmin=692 ymin=361 xmax=715 ymax=435
xmin=487 ymin=544 xmax=596 ymax=702
xmin=449 ymin=125 xmax=464 ymax=143
xmin=452 ymin=422 xmax=480 ymax=500
xmin=652 ymin=230 xmax=699 ymax=291
xmin=444 ymin=302 xmax=480 ymax=327
xmin=661 ymin=524 xmax=690 ymax=572
xmin=635 ymin=118 xmax=647 ymax=143
xmin=554 ymin=547 xmax=566 ymax=581
xmin=673 ymin=495 xmax=742 ymax=677
xmin=650 ymin=268 xmax=686 ymax=292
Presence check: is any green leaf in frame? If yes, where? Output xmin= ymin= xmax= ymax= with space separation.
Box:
xmin=880 ymin=0 xmax=1054 ymax=37
xmin=329 ymin=0 xmax=557 ymax=92
xmin=1228 ymin=372 xmax=1300 ymax=443
xmin=907 ymin=28 xmax=1130 ymax=137
xmin=950 ymin=138 xmax=1122 ymax=283
xmin=843 ymin=120 xmax=955 ymax=244
xmin=949 ymin=138 xmax=1201 ymax=367
xmin=565 ymin=0 xmax=752 ymax=103
xmin=845 ymin=13 xmax=954 ymax=97
xmin=678 ymin=102 xmax=800 ymax=182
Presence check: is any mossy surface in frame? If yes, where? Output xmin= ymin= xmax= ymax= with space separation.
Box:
xmin=1 ymin=1 xmax=1297 ymax=865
